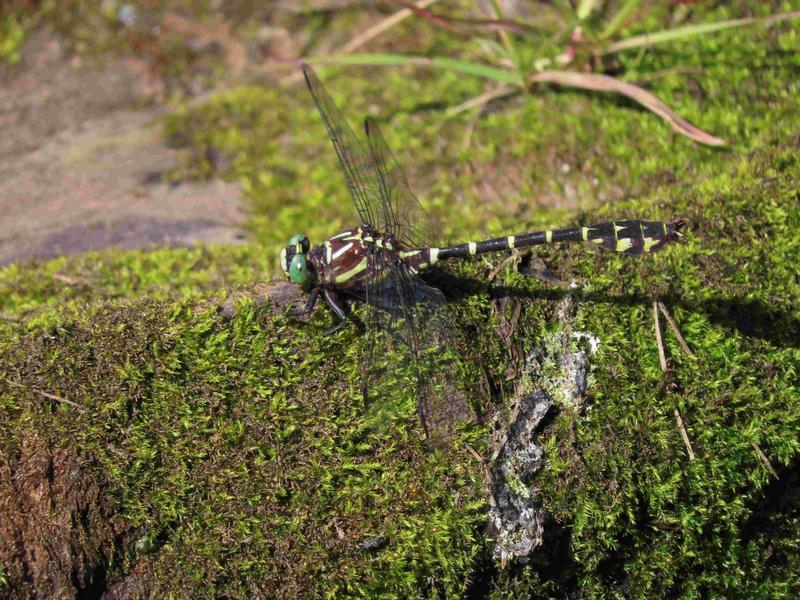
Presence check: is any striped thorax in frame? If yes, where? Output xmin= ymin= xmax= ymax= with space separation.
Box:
xmin=281 ymin=225 xmax=412 ymax=291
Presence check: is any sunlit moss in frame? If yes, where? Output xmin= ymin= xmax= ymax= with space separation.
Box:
xmin=2 ymin=2 xmax=800 ymax=597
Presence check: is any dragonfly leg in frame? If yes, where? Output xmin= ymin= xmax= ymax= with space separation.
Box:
xmin=290 ymin=287 xmax=320 ymax=317
xmin=322 ymin=288 xmax=348 ymax=336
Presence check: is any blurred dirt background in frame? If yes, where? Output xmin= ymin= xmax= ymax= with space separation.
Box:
xmin=0 ymin=22 xmax=246 ymax=267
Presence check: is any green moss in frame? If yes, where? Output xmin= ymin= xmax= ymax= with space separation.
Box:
xmin=0 ymin=244 xmax=267 ymax=321
xmin=523 ymin=143 xmax=800 ymax=597
xmin=1 ymin=291 xmax=487 ymax=597
xmin=3 ymin=135 xmax=799 ymax=596
xmin=3 ymin=2 xmax=800 ymax=596
xmin=0 ymin=13 xmax=24 ymax=65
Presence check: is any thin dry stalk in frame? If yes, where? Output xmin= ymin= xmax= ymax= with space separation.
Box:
xmin=528 ymin=70 xmax=726 ymax=146
xmin=394 ymin=0 xmax=463 ymax=33
xmin=463 ymin=443 xmax=494 ymax=487
xmin=658 ymin=301 xmax=694 ymax=357
xmin=446 ymin=85 xmax=516 ymax=117
xmin=752 ymin=442 xmax=779 ymax=478
xmin=463 ymin=442 xmax=485 ymax=465
xmin=461 ymin=111 xmax=478 ymax=150
xmin=655 ymin=304 xmax=695 ymax=459
xmin=4 ymin=378 xmax=85 ymax=412
xmin=341 ymin=0 xmax=441 ymax=54
xmin=673 ymin=407 xmax=696 ymax=461
xmin=489 ymin=401 xmax=523 ymax=467
xmin=53 ymin=273 xmax=92 ymax=286
xmin=487 ymin=251 xmax=520 ymax=281
xmin=281 ymin=0 xmax=441 ymax=85
xmin=653 ymin=301 xmax=668 ymax=372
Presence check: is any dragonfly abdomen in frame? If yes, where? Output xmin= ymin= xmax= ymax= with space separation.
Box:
xmin=408 ymin=219 xmax=684 ymax=268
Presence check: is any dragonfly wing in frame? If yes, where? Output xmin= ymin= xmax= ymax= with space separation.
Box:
xmin=364 ymin=117 xmax=432 ymax=249
xmin=302 ymin=65 xmax=382 ymax=228
xmin=363 ymin=251 xmax=469 ymax=442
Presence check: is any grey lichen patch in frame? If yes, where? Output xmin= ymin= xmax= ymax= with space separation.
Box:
xmin=487 ymin=305 xmax=603 ymax=563
xmin=489 ymin=389 xmax=552 ymax=563
xmin=526 ymin=324 xmax=599 ymax=412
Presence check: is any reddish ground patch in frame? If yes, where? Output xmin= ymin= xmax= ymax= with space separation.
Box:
xmin=0 ymin=30 xmax=245 ymax=267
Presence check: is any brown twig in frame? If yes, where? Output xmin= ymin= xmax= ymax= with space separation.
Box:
xmin=280 ymin=0 xmax=442 ymax=85
xmin=342 ymin=0 xmax=442 ymax=54
xmin=446 ymin=85 xmax=517 ymax=117
xmin=3 ymin=378 xmax=85 ymax=412
xmin=53 ymin=273 xmax=92 ymax=286
xmin=489 ymin=395 xmax=525 ymax=468
xmin=393 ymin=0 xmax=464 ymax=33
xmin=487 ymin=251 xmax=520 ymax=281
xmin=655 ymin=304 xmax=695 ymax=460
xmin=673 ymin=407 xmax=696 ymax=460
xmin=653 ymin=301 xmax=668 ymax=372
xmin=752 ymin=442 xmax=779 ymax=478
xmin=463 ymin=443 xmax=494 ymax=487
xmin=392 ymin=0 xmax=548 ymax=35
xmin=527 ymin=70 xmax=726 ymax=146
xmin=463 ymin=442 xmax=485 ymax=465
xmin=461 ymin=110 xmax=478 ymax=150
xmin=657 ymin=301 xmax=694 ymax=358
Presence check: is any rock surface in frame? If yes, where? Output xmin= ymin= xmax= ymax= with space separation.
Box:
xmin=0 ymin=31 xmax=244 ymax=267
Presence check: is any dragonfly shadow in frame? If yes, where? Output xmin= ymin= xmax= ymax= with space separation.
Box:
xmin=422 ymin=269 xmax=800 ymax=350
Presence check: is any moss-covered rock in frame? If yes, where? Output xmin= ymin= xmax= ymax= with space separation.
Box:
xmin=2 ymin=2 xmax=800 ymax=597
xmin=2 ymin=137 xmax=799 ymax=596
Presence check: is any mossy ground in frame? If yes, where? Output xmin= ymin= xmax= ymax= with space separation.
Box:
xmin=2 ymin=2 xmax=800 ymax=597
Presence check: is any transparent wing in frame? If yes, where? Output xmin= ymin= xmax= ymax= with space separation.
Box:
xmin=364 ymin=117 xmax=432 ymax=249
xmin=303 ymin=65 xmax=466 ymax=440
xmin=302 ymin=64 xmax=381 ymax=228
xmin=362 ymin=251 xmax=468 ymax=442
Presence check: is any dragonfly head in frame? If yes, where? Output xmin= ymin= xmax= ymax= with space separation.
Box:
xmin=666 ymin=219 xmax=688 ymax=244
xmin=280 ymin=234 xmax=314 ymax=288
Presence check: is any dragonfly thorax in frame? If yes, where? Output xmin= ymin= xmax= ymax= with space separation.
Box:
xmin=299 ymin=225 xmax=407 ymax=290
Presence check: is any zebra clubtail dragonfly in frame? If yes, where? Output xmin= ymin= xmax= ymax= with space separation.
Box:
xmin=281 ymin=65 xmax=686 ymax=438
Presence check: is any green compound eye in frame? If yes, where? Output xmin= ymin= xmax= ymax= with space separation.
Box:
xmin=289 ymin=253 xmax=311 ymax=285
xmin=288 ymin=234 xmax=310 ymax=253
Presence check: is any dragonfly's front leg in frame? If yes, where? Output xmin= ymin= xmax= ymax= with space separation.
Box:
xmin=321 ymin=288 xmax=348 ymax=336
xmin=290 ymin=287 xmax=320 ymax=318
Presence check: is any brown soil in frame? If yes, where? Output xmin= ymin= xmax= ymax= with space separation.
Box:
xmin=0 ymin=30 xmax=245 ymax=267
xmin=0 ymin=436 xmax=130 ymax=599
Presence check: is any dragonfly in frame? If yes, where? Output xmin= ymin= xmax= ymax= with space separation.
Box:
xmin=281 ymin=64 xmax=686 ymax=438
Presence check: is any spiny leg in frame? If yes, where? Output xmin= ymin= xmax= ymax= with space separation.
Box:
xmin=290 ymin=287 xmax=320 ymax=318
xmin=322 ymin=288 xmax=349 ymax=336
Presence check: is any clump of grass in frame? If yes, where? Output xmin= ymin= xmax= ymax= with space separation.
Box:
xmin=303 ymin=2 xmax=798 ymax=145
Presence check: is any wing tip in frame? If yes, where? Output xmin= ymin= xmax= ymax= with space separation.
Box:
xmin=301 ymin=62 xmax=313 ymax=85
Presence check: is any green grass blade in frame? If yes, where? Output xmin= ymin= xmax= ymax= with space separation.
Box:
xmin=489 ymin=0 xmax=521 ymax=77
xmin=576 ymin=0 xmax=599 ymax=21
xmin=604 ymin=11 xmax=800 ymax=54
xmin=305 ymin=53 xmax=524 ymax=86
xmin=600 ymin=0 xmax=643 ymax=40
